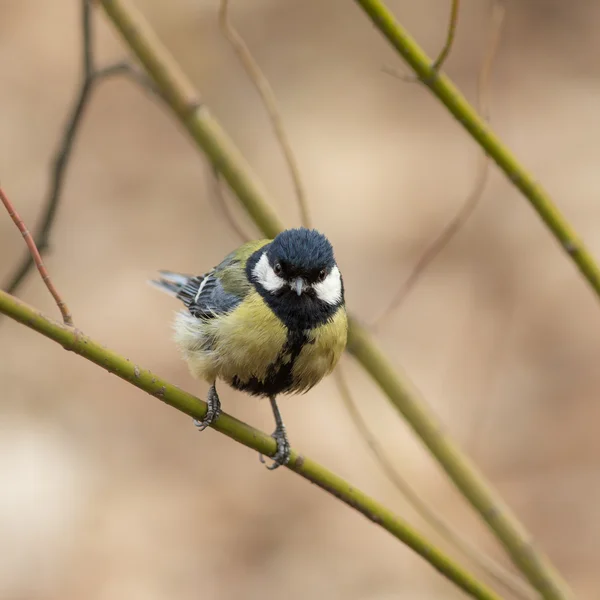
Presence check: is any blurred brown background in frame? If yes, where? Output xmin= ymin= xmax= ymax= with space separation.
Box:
xmin=2 ymin=1 xmax=600 ymax=598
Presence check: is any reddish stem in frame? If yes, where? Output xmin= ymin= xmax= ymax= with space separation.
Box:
xmin=0 ymin=186 xmax=73 ymax=325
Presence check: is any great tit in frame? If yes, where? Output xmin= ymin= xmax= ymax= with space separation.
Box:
xmin=151 ymin=227 xmax=347 ymax=469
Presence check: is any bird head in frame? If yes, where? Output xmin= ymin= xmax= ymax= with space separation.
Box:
xmin=252 ymin=228 xmax=343 ymax=306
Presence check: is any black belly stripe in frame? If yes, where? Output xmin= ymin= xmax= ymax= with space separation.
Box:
xmin=230 ymin=328 xmax=308 ymax=397
xmin=232 ymin=246 xmax=345 ymax=397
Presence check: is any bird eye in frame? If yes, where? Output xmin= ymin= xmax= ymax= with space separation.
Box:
xmin=273 ymin=263 xmax=282 ymax=276
xmin=317 ymin=269 xmax=327 ymax=282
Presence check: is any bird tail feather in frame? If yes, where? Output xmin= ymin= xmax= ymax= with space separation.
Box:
xmin=148 ymin=270 xmax=192 ymax=298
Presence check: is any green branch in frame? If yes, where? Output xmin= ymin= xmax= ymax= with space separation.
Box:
xmin=98 ymin=1 xmax=571 ymax=598
xmin=357 ymin=0 xmax=600 ymax=303
xmin=0 ymin=289 xmax=502 ymax=600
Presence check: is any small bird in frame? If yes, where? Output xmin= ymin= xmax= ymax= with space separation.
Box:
xmin=150 ymin=227 xmax=348 ymax=469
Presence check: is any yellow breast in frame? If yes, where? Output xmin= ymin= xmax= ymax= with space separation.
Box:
xmin=175 ymin=292 xmax=347 ymax=395
xmin=291 ymin=306 xmax=348 ymax=393
xmin=175 ymin=291 xmax=287 ymax=384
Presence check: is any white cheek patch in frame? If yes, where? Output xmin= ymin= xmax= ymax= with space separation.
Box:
xmin=313 ymin=265 xmax=342 ymax=305
xmin=252 ymin=252 xmax=286 ymax=293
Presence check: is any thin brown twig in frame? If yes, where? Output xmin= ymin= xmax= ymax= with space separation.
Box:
xmin=218 ymin=0 xmax=311 ymax=228
xmin=382 ymin=0 xmax=460 ymax=82
xmin=0 ymin=187 xmax=73 ymax=325
xmin=335 ymin=364 xmax=534 ymax=600
xmin=94 ymin=61 xmax=159 ymax=94
xmin=372 ymin=1 xmax=505 ymax=328
xmin=432 ymin=0 xmax=461 ymax=71
xmin=2 ymin=1 xmax=158 ymax=297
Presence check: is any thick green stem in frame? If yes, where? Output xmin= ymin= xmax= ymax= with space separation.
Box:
xmin=0 ymin=289 xmax=502 ymax=600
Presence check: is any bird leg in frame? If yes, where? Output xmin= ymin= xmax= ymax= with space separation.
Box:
xmin=259 ymin=395 xmax=291 ymax=470
xmin=194 ymin=383 xmax=221 ymax=431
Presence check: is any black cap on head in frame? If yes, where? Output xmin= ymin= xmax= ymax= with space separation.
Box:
xmin=267 ymin=228 xmax=335 ymax=276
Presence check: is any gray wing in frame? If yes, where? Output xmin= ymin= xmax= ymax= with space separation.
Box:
xmin=152 ymin=269 xmax=242 ymax=319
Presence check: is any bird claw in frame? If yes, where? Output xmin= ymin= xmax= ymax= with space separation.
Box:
xmin=193 ymin=408 xmax=220 ymax=431
xmin=259 ymin=427 xmax=291 ymax=470
xmin=193 ymin=384 xmax=221 ymax=432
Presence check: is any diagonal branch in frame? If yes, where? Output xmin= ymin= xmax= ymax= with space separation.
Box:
xmin=98 ymin=1 xmax=573 ymax=598
xmin=0 ymin=288 xmax=502 ymax=600
xmin=357 ymin=0 xmax=600 ymax=311
xmin=0 ymin=187 xmax=73 ymax=325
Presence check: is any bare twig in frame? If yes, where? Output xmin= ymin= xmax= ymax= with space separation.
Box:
xmin=431 ymin=0 xmax=461 ymax=72
xmin=94 ymin=60 xmax=159 ymax=93
xmin=382 ymin=0 xmax=460 ymax=82
xmin=335 ymin=364 xmax=534 ymax=600
xmin=372 ymin=1 xmax=505 ymax=327
xmin=3 ymin=1 xmax=158 ymax=296
xmin=0 ymin=187 xmax=73 ymax=325
xmin=219 ymin=0 xmax=311 ymax=228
